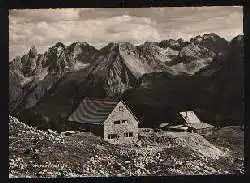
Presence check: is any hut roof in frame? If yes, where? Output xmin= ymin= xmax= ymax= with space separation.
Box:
xmin=159 ymin=123 xmax=169 ymax=128
xmin=179 ymin=111 xmax=202 ymax=124
xmin=185 ymin=123 xmax=214 ymax=129
xmin=168 ymin=125 xmax=189 ymax=130
xmin=68 ymin=98 xmax=118 ymax=124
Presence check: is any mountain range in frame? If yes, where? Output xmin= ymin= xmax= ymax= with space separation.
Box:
xmin=9 ymin=33 xmax=244 ymax=131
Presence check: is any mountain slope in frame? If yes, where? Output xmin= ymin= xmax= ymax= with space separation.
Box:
xmin=9 ymin=42 xmax=99 ymax=114
xmin=9 ymin=33 xmax=243 ymax=130
xmin=123 ymin=34 xmax=243 ymax=126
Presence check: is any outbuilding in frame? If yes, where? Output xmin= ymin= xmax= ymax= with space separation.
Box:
xmin=179 ymin=111 xmax=214 ymax=134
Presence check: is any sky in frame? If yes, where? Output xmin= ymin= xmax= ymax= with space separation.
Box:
xmin=9 ymin=6 xmax=243 ymax=60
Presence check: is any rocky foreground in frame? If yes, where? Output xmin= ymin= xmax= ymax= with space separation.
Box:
xmin=9 ymin=116 xmax=244 ymax=177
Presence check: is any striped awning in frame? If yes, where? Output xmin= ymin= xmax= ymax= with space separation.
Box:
xmin=68 ymin=98 xmax=118 ymax=124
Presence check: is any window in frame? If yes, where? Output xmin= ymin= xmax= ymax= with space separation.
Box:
xmin=121 ymin=120 xmax=127 ymax=123
xmin=119 ymin=106 xmax=124 ymax=111
xmin=108 ymin=134 xmax=119 ymax=139
xmin=124 ymin=132 xmax=133 ymax=137
xmin=114 ymin=120 xmax=127 ymax=124
xmin=114 ymin=120 xmax=120 ymax=124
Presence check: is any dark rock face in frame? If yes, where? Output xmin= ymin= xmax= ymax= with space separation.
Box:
xmin=193 ymin=35 xmax=244 ymax=125
xmin=9 ymin=33 xmax=244 ymax=130
xmin=159 ymin=38 xmax=190 ymax=50
xmin=9 ymin=42 xmax=99 ymax=114
xmin=124 ymin=35 xmax=243 ymax=127
xmin=190 ymin=33 xmax=229 ymax=55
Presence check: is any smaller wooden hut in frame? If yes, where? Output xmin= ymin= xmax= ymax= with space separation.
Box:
xmin=179 ymin=111 xmax=214 ymax=134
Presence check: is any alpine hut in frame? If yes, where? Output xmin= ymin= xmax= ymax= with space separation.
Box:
xmin=68 ymin=97 xmax=139 ymax=144
xmin=179 ymin=111 xmax=214 ymax=134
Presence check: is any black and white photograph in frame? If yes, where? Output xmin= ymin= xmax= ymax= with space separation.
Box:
xmin=9 ymin=6 xmax=244 ymax=177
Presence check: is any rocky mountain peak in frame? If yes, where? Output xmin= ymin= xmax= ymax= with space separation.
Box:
xmin=203 ymin=33 xmax=220 ymax=40
xmin=54 ymin=42 xmax=65 ymax=49
xmin=28 ymin=46 xmax=38 ymax=58
xmin=68 ymin=41 xmax=90 ymax=49
xmin=45 ymin=42 xmax=65 ymax=59
xmin=230 ymin=35 xmax=243 ymax=47
xmin=9 ymin=56 xmax=22 ymax=71
xmin=190 ymin=33 xmax=228 ymax=57
xmin=190 ymin=33 xmax=222 ymax=43
xmin=143 ymin=41 xmax=158 ymax=46
xmin=8 ymin=34 xmax=244 ymax=136
xmin=119 ymin=42 xmax=137 ymax=53
xmin=100 ymin=42 xmax=120 ymax=53
xmin=158 ymin=39 xmax=187 ymax=51
xmin=108 ymin=42 xmax=120 ymax=47
xmin=177 ymin=38 xmax=184 ymax=43
xmin=65 ymin=41 xmax=98 ymax=66
xmin=102 ymin=42 xmax=136 ymax=52
xmin=234 ymin=34 xmax=243 ymax=41
xmin=117 ymin=41 xmax=132 ymax=45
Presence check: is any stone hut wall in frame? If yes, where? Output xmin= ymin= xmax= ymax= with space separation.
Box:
xmin=104 ymin=101 xmax=139 ymax=144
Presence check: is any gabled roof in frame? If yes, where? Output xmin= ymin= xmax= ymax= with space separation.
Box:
xmin=121 ymin=101 xmax=141 ymax=124
xmin=68 ymin=98 xmax=118 ymax=124
xmin=179 ymin=111 xmax=201 ymax=124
